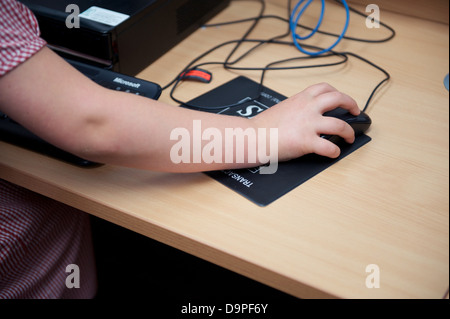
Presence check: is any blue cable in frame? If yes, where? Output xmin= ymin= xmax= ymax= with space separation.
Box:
xmin=291 ymin=0 xmax=325 ymax=41
xmin=290 ymin=0 xmax=350 ymax=56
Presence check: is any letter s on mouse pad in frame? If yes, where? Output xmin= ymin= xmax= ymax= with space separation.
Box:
xmin=182 ymin=76 xmax=372 ymax=207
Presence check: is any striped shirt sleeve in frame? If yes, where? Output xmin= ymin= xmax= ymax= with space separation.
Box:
xmin=0 ymin=0 xmax=47 ymax=77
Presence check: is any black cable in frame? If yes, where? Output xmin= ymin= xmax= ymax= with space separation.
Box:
xmin=167 ymin=0 xmax=269 ymax=108
xmin=163 ymin=0 xmax=394 ymax=113
xmin=205 ymin=0 xmax=396 ymax=44
xmin=333 ymin=0 xmax=396 ymax=43
xmin=167 ymin=0 xmax=340 ymax=108
xmin=222 ymin=0 xmax=266 ymax=66
xmin=160 ymin=1 xmax=269 ymax=92
xmin=168 ymin=41 xmax=349 ymax=109
xmin=342 ymin=52 xmax=391 ymax=113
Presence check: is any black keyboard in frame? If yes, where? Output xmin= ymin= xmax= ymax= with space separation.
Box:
xmin=0 ymin=59 xmax=162 ymax=167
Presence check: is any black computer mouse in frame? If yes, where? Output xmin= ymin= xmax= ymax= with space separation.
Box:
xmin=321 ymin=107 xmax=372 ymax=144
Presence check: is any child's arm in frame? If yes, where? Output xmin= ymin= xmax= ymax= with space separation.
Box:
xmin=0 ymin=46 xmax=360 ymax=173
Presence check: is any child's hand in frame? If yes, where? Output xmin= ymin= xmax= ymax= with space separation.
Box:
xmin=253 ymin=82 xmax=361 ymax=161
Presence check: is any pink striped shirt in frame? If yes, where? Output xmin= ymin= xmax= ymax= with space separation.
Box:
xmin=0 ymin=0 xmax=97 ymax=298
xmin=0 ymin=0 xmax=46 ymax=76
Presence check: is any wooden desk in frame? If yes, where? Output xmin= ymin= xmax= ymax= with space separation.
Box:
xmin=1 ymin=0 xmax=448 ymax=299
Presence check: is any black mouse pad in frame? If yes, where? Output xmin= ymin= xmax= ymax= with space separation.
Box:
xmin=182 ymin=76 xmax=371 ymax=206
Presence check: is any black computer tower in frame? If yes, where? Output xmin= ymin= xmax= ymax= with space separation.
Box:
xmin=21 ymin=0 xmax=230 ymax=75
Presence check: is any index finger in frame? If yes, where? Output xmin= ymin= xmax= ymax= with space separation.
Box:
xmin=314 ymin=91 xmax=361 ymax=116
